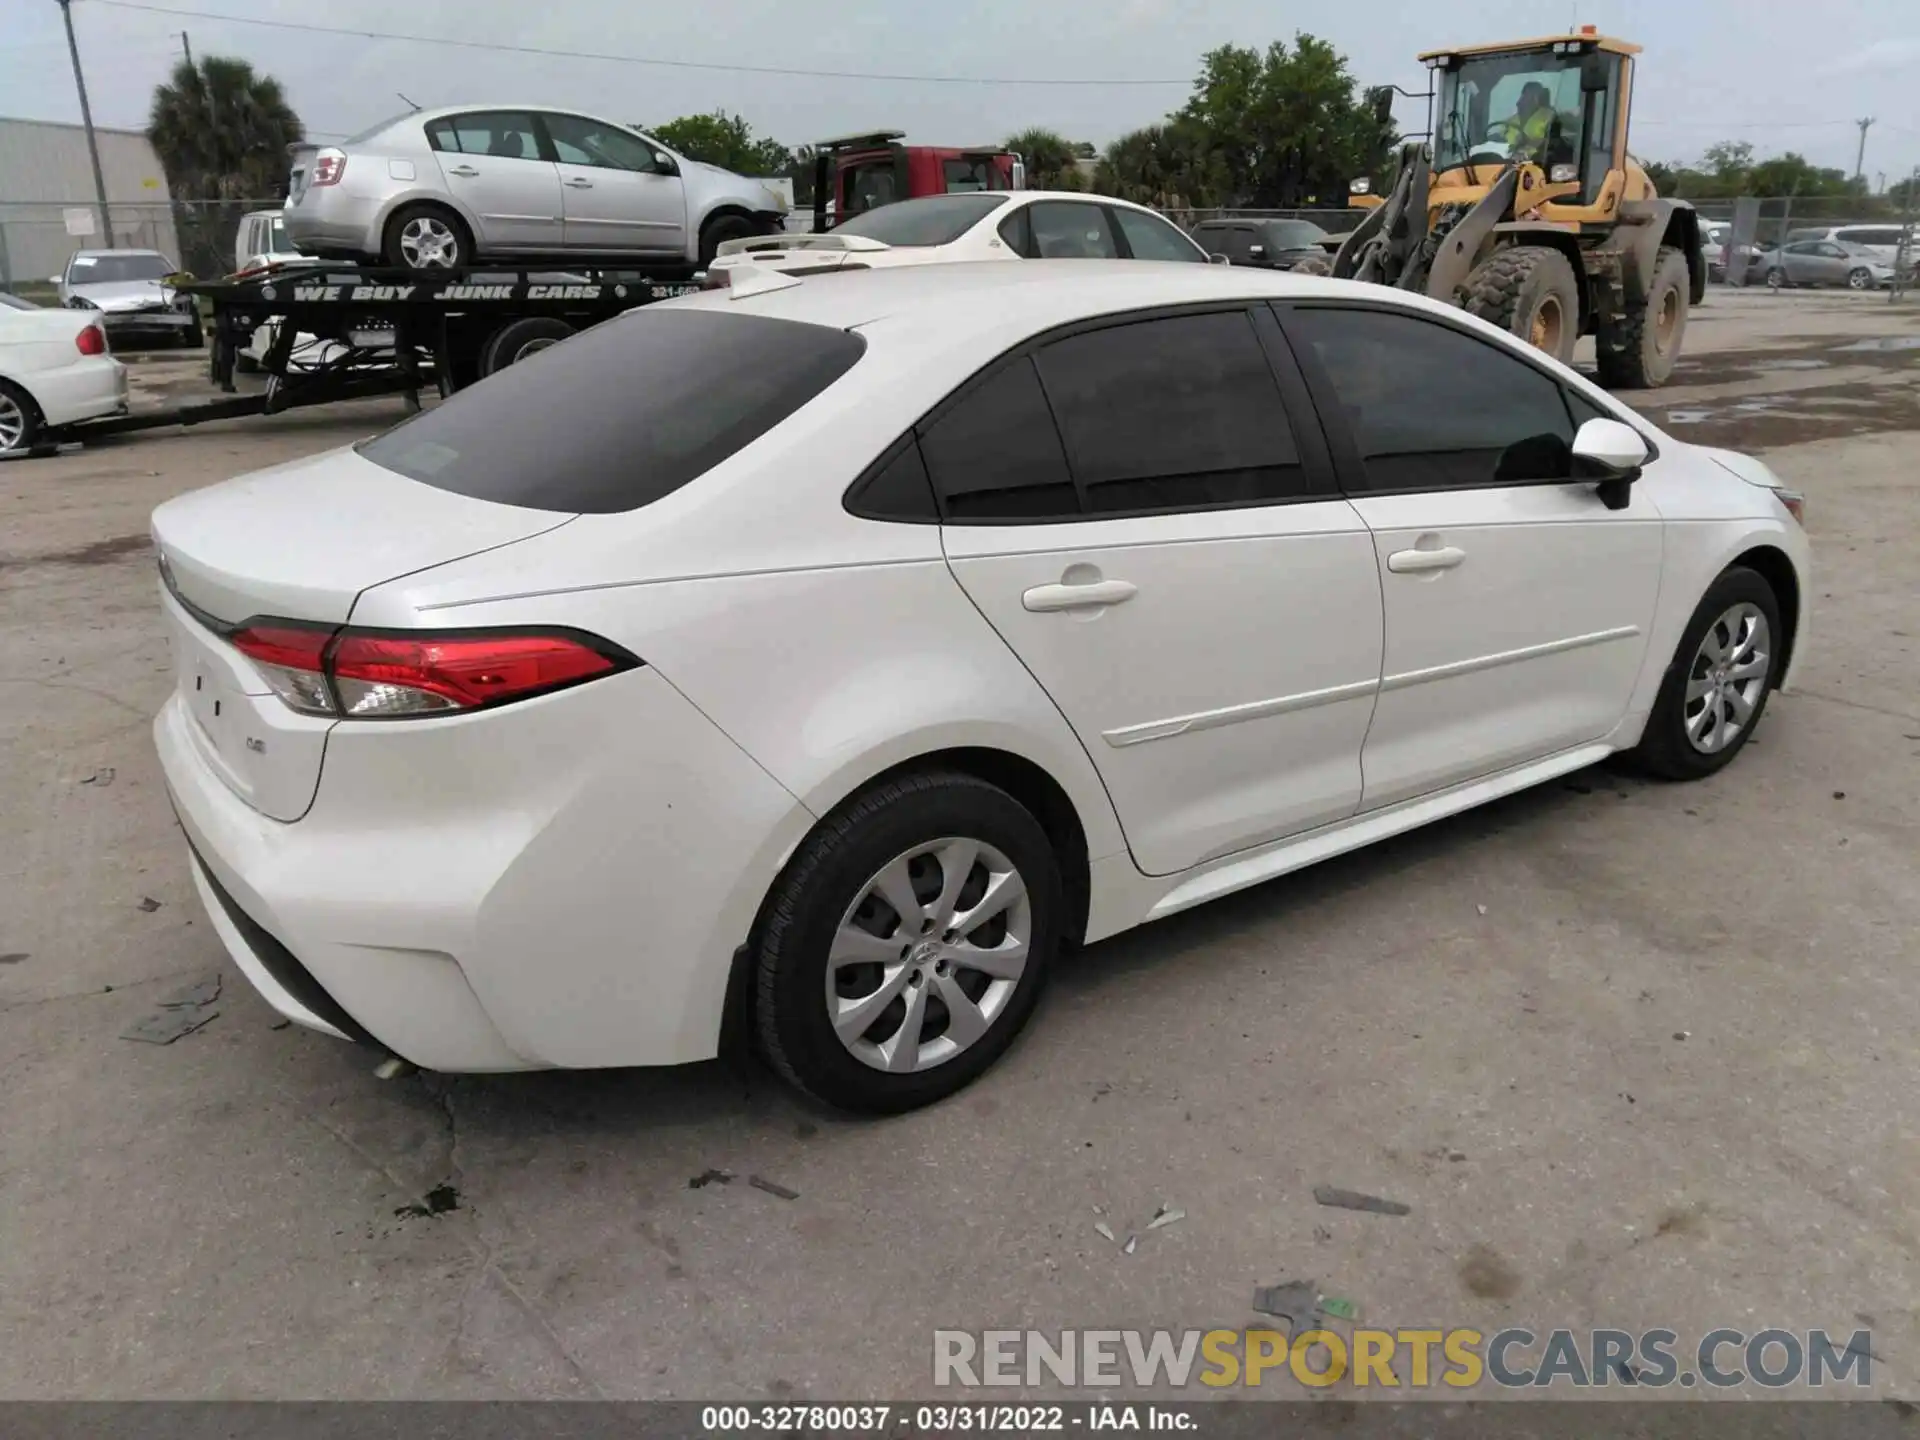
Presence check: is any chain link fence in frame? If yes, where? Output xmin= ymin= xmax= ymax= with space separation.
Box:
xmin=1 ymin=199 xmax=284 ymax=296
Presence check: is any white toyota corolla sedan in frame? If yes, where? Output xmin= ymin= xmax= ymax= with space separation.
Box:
xmin=708 ymin=190 xmax=1212 ymax=283
xmin=152 ymin=262 xmax=1809 ymax=1112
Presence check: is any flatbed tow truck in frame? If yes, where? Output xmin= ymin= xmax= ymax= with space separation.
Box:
xmin=7 ymin=260 xmax=700 ymax=458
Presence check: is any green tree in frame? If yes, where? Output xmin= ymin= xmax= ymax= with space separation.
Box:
xmin=650 ymin=112 xmax=791 ymax=175
xmin=1094 ymin=119 xmax=1225 ymax=210
xmin=1176 ymin=35 xmax=1394 ymax=207
xmin=149 ymin=55 xmax=302 ymax=198
xmin=1005 ymin=127 xmax=1083 ymax=190
xmin=148 ymin=55 xmax=303 ymax=274
xmin=1746 ymin=152 xmax=1854 ymax=198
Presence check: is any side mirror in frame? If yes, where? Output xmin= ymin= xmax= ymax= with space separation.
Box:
xmin=1208 ymin=252 xmax=1231 ymax=266
xmin=653 ymin=151 xmax=679 ymax=176
xmin=1572 ymin=416 xmax=1649 ymax=509
xmin=49 ymin=274 xmax=63 ymax=284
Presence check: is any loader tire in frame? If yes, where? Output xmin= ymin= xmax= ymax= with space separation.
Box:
xmin=1598 ymin=245 xmax=1690 ymax=390
xmin=1463 ymin=246 xmax=1580 ymax=365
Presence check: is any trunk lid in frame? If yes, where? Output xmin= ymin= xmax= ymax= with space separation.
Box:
xmin=152 ymin=446 xmax=573 ymax=820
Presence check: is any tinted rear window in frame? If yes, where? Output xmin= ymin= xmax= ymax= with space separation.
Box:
xmin=833 ymin=193 xmax=1008 ymax=246
xmin=358 ymin=310 xmax=865 ymax=514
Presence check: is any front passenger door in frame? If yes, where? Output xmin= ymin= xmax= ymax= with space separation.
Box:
xmin=1280 ymin=304 xmax=1663 ymax=811
xmin=540 ymin=113 xmax=687 ymax=257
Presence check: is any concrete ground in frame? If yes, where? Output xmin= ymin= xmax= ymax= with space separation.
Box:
xmin=1 ymin=291 xmax=1916 ymax=1401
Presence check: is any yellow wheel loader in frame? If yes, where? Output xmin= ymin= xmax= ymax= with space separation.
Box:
xmin=1332 ymin=30 xmax=1705 ymax=387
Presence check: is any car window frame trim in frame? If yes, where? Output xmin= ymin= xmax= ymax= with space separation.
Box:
xmin=1269 ymin=297 xmax=1660 ymax=499
xmin=842 ymin=299 xmax=1341 ymax=527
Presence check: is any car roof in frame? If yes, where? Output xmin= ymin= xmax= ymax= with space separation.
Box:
xmin=671 ymin=258 xmax=1449 ymax=343
xmin=71 ymin=249 xmax=166 ymax=260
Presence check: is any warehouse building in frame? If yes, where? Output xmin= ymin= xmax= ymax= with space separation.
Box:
xmin=0 ymin=115 xmax=181 ymax=291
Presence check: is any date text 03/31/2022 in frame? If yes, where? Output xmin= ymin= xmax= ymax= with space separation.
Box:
xmin=701 ymin=1405 xmax=1192 ymax=1431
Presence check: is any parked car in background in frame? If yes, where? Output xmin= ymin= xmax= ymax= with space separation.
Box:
xmin=53 ymin=249 xmax=202 ymax=348
xmin=284 ymin=106 xmax=790 ymax=272
xmin=706 ymin=191 xmax=1208 ymax=284
xmin=1759 ymin=239 xmax=1896 ymax=290
xmin=151 ymin=262 xmax=1807 ymax=1111
xmin=1784 ymin=223 xmax=1915 ymax=268
xmin=0 ymin=291 xmax=128 ymax=453
xmin=1189 ymin=217 xmax=1337 ymax=273
xmin=233 ymin=209 xmax=320 ymax=274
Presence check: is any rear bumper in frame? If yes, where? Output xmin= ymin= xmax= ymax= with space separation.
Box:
xmin=101 ymin=309 xmax=196 ymax=335
xmin=31 ymin=356 xmax=127 ymax=429
xmin=153 ymin=664 xmax=813 ymax=1073
xmin=284 ymin=193 xmax=385 ymax=256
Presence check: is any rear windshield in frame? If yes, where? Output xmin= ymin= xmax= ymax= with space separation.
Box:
xmin=833 ymin=193 xmax=1008 ymax=246
xmin=358 ymin=309 xmax=866 ymax=514
xmin=1267 ymin=221 xmax=1328 ymax=247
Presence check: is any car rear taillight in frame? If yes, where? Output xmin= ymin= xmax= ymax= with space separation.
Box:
xmin=75 ymin=324 xmax=107 ymax=356
xmin=228 ymin=623 xmax=637 ymax=719
xmin=310 ymin=149 xmax=348 ymax=187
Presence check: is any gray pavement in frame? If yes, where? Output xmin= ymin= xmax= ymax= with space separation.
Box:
xmin=1 ymin=289 xmax=1916 ymax=1400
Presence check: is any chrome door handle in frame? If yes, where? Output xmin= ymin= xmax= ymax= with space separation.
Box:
xmin=446 ymin=165 xmax=479 ymax=177
xmin=1022 ymin=579 xmax=1138 ymax=613
xmin=1386 ymin=546 xmax=1466 ymax=574
xmin=564 ymin=177 xmax=594 ymax=188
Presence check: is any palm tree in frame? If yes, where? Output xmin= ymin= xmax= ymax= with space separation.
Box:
xmin=149 ymin=56 xmax=304 ymax=274
xmin=1004 ymin=127 xmax=1084 ymax=191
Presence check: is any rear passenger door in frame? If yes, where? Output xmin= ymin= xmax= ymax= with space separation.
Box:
xmin=933 ymin=306 xmax=1384 ymax=877
xmin=1277 ymin=303 xmax=1662 ymax=811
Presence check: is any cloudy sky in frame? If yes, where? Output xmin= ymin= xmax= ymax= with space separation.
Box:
xmin=5 ymin=0 xmax=1918 ymax=185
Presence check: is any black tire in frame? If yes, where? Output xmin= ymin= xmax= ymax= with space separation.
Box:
xmin=699 ymin=212 xmax=757 ymax=268
xmin=1597 ymin=244 xmax=1690 ymax=389
xmin=754 ymin=770 xmax=1063 ymax=1114
xmin=1464 ymin=245 xmax=1581 ymax=365
xmin=1628 ymin=565 xmax=1784 ymax=781
xmin=1766 ymin=266 xmax=1787 ymax=291
xmin=182 ymin=318 xmax=205 ymax=349
xmin=0 ymin=378 xmax=42 ymax=455
xmin=235 ymin=349 xmax=260 ymax=375
xmin=381 ymin=203 xmax=473 ymax=271
xmin=476 ymin=317 xmax=575 ymax=378
xmin=1847 ymin=267 xmax=1874 ymax=291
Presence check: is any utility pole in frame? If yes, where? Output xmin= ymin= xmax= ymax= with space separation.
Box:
xmin=179 ymin=30 xmax=193 ymax=67
xmin=56 ymin=0 xmax=115 ymax=248
xmin=1854 ymin=117 xmax=1874 ymax=186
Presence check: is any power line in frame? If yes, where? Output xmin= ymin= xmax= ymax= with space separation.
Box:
xmin=79 ymin=0 xmax=1193 ymax=86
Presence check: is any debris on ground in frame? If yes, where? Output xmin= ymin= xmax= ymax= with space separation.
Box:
xmin=1673 ymin=1031 xmax=1690 ymax=1041
xmin=688 ymin=1168 xmax=734 ymax=1189
xmin=121 ymin=973 xmax=222 ymax=1044
xmin=1313 ymin=1186 xmax=1411 ymax=1217
xmin=1147 ymin=1204 xmax=1186 ymax=1230
xmin=1251 ymin=1280 xmax=1357 ymax=1330
xmin=270 ymin=1019 xmax=291 ymax=1030
xmin=79 ymin=767 xmax=115 ymax=787
xmin=1250 ymin=1280 xmax=1320 ymax=1332
xmin=1122 ymin=1234 xmax=1138 ymax=1255
xmin=136 ymin=897 xmax=162 ymax=912
xmin=394 ymin=1183 xmax=461 ymax=1219
xmin=1476 ymin=904 xmax=1488 ymax=916
xmin=0 ymin=953 xmax=28 ymax=966
xmin=158 ymin=976 xmax=220 ymax=1008
xmin=1094 ymin=1221 xmax=1117 ymax=1243
xmin=748 ymin=1174 xmax=799 ymax=1200
xmin=371 ymin=1056 xmax=418 ymax=1080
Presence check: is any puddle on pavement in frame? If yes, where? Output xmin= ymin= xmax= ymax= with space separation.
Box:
xmin=1751 ymin=358 xmax=1832 ymax=371
xmin=1831 ymin=336 xmax=1920 ymax=353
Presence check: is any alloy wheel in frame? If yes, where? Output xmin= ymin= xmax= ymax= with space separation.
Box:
xmin=399 ymin=216 xmax=460 ymax=269
xmin=826 ymin=837 xmax=1031 ymax=1074
xmin=1684 ymin=602 xmax=1771 ymax=755
xmin=0 ymin=392 xmax=25 ymax=452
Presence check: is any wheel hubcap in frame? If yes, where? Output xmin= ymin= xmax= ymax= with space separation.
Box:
xmin=0 ymin=394 xmax=24 ymax=451
xmin=1684 ymin=602 xmax=1770 ymax=755
xmin=400 ymin=217 xmax=459 ymax=268
xmin=827 ymin=837 xmax=1031 ymax=1074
